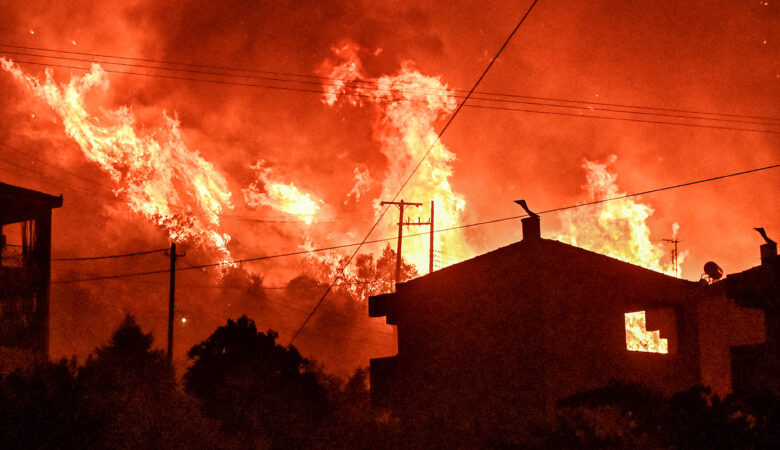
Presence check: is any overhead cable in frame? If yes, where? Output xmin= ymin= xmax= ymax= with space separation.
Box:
xmin=4 ymin=58 xmax=778 ymax=135
xmin=48 ymin=161 xmax=780 ymax=285
xmin=288 ymin=0 xmax=541 ymax=343
xmin=3 ymin=43 xmax=779 ymax=124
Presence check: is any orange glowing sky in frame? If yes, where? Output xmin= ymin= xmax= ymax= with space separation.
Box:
xmin=0 ymin=0 xmax=777 ymax=374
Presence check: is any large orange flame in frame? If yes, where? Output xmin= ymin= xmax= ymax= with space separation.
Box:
xmin=320 ymin=43 xmax=469 ymax=272
xmin=242 ymin=160 xmax=323 ymax=225
xmin=1 ymin=59 xmax=233 ymax=261
xmin=557 ymin=156 xmax=682 ymax=275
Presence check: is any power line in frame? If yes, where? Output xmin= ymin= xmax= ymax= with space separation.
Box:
xmin=52 ymin=261 xmax=396 ymax=336
xmin=465 ymin=104 xmax=780 ymax=135
xmin=0 ymin=158 xmax=369 ymax=229
xmin=5 ymin=58 xmax=779 ymax=135
xmin=49 ymin=268 xmax=396 ymax=341
xmin=52 ymin=248 xmax=168 ymax=261
xmin=0 ymin=155 xmax=121 ymax=202
xmin=5 ymin=49 xmax=779 ymax=128
xmin=46 ymin=161 xmax=780 ymax=285
xmin=0 ymin=142 xmax=113 ymax=190
xmin=0 ymin=140 xmax=373 ymax=224
xmin=4 ymin=43 xmax=779 ymax=124
xmin=288 ymin=0 xmax=542 ymax=344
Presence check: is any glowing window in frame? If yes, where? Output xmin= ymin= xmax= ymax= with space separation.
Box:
xmin=625 ymin=311 xmax=668 ymax=354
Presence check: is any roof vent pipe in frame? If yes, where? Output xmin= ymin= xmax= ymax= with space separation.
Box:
xmin=515 ymin=200 xmax=541 ymax=241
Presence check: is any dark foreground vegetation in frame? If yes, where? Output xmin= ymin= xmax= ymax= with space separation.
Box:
xmin=1 ymin=315 xmax=777 ymax=449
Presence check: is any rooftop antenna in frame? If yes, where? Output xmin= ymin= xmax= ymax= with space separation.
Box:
xmin=662 ymin=238 xmax=681 ymax=278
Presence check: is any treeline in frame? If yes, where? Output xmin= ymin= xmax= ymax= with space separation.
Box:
xmin=0 ymin=315 xmax=398 ymax=449
xmin=1 ymin=316 xmax=778 ymax=449
xmin=545 ymin=379 xmax=779 ymax=449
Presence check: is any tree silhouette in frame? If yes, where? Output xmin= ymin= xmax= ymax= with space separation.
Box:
xmin=548 ymin=379 xmax=780 ymax=448
xmin=184 ymin=316 xmax=330 ymax=448
xmin=0 ymin=359 xmax=78 ymax=449
xmin=334 ymin=244 xmax=419 ymax=301
xmin=76 ymin=314 xmax=222 ymax=449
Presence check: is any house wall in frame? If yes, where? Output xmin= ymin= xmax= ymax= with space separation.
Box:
xmin=370 ymin=239 xmax=727 ymax=442
xmin=0 ymin=185 xmax=59 ymax=362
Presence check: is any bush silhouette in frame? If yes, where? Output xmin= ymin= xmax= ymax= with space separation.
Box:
xmin=185 ymin=315 xmax=330 ymax=448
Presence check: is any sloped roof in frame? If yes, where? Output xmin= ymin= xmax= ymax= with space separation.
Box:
xmin=403 ymin=237 xmax=690 ymax=289
xmin=371 ymin=237 xmax=695 ymax=318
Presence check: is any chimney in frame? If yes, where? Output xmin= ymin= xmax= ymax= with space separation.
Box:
xmin=514 ymin=200 xmax=540 ymax=241
xmin=754 ymin=228 xmax=777 ymax=266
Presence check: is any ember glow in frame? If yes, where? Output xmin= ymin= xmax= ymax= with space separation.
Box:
xmin=319 ymin=43 xmax=469 ymax=272
xmin=0 ymin=59 xmax=234 ymax=262
xmin=243 ymin=160 xmax=322 ymax=224
xmin=625 ymin=311 xmax=668 ymax=354
xmin=557 ymin=156 xmax=681 ymax=275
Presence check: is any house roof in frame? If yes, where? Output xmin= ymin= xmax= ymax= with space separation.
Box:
xmin=407 ymin=237 xmax=688 ymax=288
xmin=371 ymin=237 xmax=695 ymax=318
xmin=0 ymin=182 xmax=63 ymax=225
xmin=723 ymin=254 xmax=780 ymax=309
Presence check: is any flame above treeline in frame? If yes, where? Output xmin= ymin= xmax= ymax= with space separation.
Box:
xmin=1 ymin=59 xmax=235 ymax=262
xmin=557 ymin=156 xmax=683 ymax=275
xmin=243 ymin=160 xmax=322 ymax=225
xmin=1 ymin=51 xmax=683 ymax=286
xmin=319 ymin=43 xmax=470 ymax=272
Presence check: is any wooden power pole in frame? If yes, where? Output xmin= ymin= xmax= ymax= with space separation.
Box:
xmin=429 ymin=201 xmax=434 ymax=274
xmin=399 ymin=202 xmax=435 ymax=275
xmin=166 ymin=242 xmax=184 ymax=364
xmin=380 ymin=199 xmax=422 ymax=285
xmin=167 ymin=242 xmax=176 ymax=364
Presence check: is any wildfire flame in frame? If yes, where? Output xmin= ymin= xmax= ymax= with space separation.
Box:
xmin=319 ymin=42 xmax=469 ymax=272
xmin=1 ymin=59 xmax=234 ymax=261
xmin=345 ymin=164 xmax=372 ymax=204
xmin=557 ymin=156 xmax=682 ymax=275
xmin=243 ymin=160 xmax=322 ymax=224
xmin=625 ymin=311 xmax=668 ymax=353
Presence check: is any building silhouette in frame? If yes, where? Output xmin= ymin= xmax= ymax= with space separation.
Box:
xmin=0 ymin=183 xmax=62 ymax=361
xmin=725 ymin=230 xmax=779 ymax=396
xmin=369 ymin=210 xmax=771 ymax=442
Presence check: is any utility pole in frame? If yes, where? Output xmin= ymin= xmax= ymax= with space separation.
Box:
xmin=166 ymin=242 xmax=184 ymax=364
xmin=429 ymin=201 xmax=434 ymax=274
xmin=399 ymin=202 xmax=435 ymax=274
xmin=662 ymin=238 xmax=680 ymax=278
xmin=380 ymin=199 xmax=422 ymax=285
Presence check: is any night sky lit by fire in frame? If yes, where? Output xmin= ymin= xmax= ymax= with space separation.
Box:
xmin=0 ymin=0 xmax=777 ymax=374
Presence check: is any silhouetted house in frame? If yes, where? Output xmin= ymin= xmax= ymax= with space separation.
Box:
xmin=725 ymin=229 xmax=779 ymax=396
xmin=369 ymin=210 xmax=769 ymax=442
xmin=0 ymin=183 xmax=62 ymax=360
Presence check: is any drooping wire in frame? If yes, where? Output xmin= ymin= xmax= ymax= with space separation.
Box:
xmin=47 ymin=161 xmax=779 ymax=284
xmin=3 ymin=43 xmax=779 ymax=124
xmin=0 ymin=141 xmax=373 ymax=224
xmin=287 ymin=0 xmax=541 ymax=344
xmin=51 ymin=248 xmax=168 ymax=261
xmin=3 ymin=58 xmax=778 ymax=135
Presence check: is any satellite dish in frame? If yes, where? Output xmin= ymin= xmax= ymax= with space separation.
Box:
xmin=703 ymin=261 xmax=723 ymax=280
